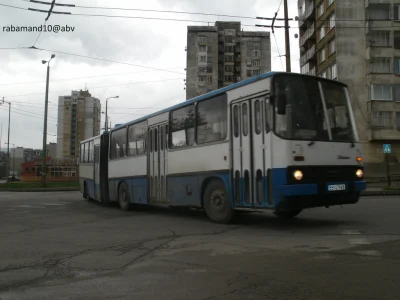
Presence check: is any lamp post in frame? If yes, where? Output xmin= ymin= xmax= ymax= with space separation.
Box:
xmin=0 ymin=97 xmax=11 ymax=177
xmin=4 ymin=143 xmax=15 ymax=176
xmin=41 ymin=54 xmax=55 ymax=187
xmin=105 ymin=96 xmax=119 ymax=131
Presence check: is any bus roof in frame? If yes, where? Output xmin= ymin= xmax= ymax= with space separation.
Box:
xmin=110 ymin=71 xmax=281 ymax=132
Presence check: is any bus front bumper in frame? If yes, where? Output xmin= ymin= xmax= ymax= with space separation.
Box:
xmin=276 ymin=180 xmax=367 ymax=210
xmin=280 ymin=180 xmax=366 ymax=197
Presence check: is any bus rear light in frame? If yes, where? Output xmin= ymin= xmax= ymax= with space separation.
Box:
xmin=293 ymin=170 xmax=303 ymax=180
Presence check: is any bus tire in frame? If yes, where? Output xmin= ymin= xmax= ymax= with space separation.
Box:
xmin=83 ymin=182 xmax=90 ymax=200
xmin=118 ymin=182 xmax=131 ymax=211
xmin=273 ymin=209 xmax=302 ymax=218
xmin=83 ymin=181 xmax=87 ymax=200
xmin=203 ymin=180 xmax=234 ymax=224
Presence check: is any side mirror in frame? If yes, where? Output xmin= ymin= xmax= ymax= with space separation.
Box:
xmin=276 ymin=93 xmax=287 ymax=115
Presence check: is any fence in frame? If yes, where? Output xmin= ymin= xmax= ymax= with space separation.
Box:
xmin=365 ymin=173 xmax=400 ymax=188
xmin=20 ymin=173 xmax=78 ymax=183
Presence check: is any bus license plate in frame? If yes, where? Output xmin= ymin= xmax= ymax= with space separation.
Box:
xmin=327 ymin=184 xmax=346 ymax=192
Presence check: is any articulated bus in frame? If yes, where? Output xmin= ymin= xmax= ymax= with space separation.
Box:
xmin=79 ymin=71 xmax=367 ymax=223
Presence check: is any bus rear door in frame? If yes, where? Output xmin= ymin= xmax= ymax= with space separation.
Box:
xmin=148 ymin=123 xmax=168 ymax=203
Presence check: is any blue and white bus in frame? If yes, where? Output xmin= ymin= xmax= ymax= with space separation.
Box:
xmin=79 ymin=71 xmax=367 ymax=223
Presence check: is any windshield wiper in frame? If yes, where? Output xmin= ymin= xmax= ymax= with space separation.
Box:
xmin=308 ymin=139 xmax=316 ymax=146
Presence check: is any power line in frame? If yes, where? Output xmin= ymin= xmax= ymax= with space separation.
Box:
xmin=0 ymin=68 xmax=185 ymax=86
xmin=30 ymin=46 xmax=185 ymax=75
xmin=4 ymin=77 xmax=185 ymax=98
xmin=0 ymin=47 xmax=29 ymax=50
xmin=12 ymin=101 xmax=167 ymax=112
xmin=32 ymin=21 xmax=46 ymax=46
xmin=0 ymin=3 xmax=28 ymax=11
xmin=276 ymin=0 xmax=284 ymax=13
xmin=21 ymin=0 xmax=261 ymax=20
xmin=2 ymin=3 xmax=399 ymax=25
xmin=272 ymin=33 xmax=284 ymax=70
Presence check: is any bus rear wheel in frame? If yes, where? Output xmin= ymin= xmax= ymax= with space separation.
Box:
xmin=118 ymin=182 xmax=131 ymax=211
xmin=203 ymin=180 xmax=234 ymax=224
xmin=273 ymin=209 xmax=302 ymax=218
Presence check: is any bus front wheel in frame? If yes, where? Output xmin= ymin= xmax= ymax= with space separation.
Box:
xmin=203 ymin=180 xmax=234 ymax=224
xmin=118 ymin=182 xmax=131 ymax=211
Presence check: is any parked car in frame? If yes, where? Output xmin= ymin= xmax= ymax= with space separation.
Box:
xmin=7 ymin=176 xmax=20 ymax=182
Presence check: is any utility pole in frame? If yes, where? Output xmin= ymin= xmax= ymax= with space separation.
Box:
xmin=105 ymin=96 xmax=119 ymax=131
xmin=41 ymin=54 xmax=55 ymax=187
xmin=5 ymin=143 xmax=15 ymax=176
xmin=1 ymin=97 xmax=11 ymax=178
xmin=283 ymin=0 xmax=291 ymax=72
xmin=256 ymin=2 xmax=293 ymax=72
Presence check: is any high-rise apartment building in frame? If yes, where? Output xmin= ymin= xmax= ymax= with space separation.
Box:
xmin=186 ymin=21 xmax=271 ymax=100
xmin=298 ymin=0 xmax=400 ymax=174
xmin=56 ymin=90 xmax=101 ymax=158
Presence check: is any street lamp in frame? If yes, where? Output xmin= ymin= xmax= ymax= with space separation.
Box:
xmin=0 ymin=97 xmax=11 ymax=177
xmin=41 ymin=54 xmax=55 ymax=187
xmin=105 ymin=96 xmax=119 ymax=131
xmin=4 ymin=142 xmax=15 ymax=176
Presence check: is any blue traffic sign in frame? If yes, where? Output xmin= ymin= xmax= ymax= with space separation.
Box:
xmin=383 ymin=144 xmax=391 ymax=154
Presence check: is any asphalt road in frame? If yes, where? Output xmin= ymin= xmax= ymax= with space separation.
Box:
xmin=0 ymin=192 xmax=399 ymax=300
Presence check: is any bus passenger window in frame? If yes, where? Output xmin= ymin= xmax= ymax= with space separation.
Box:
xmin=196 ymin=95 xmax=227 ymax=144
xmin=233 ymin=105 xmax=239 ymax=137
xmin=170 ymin=105 xmax=195 ymax=148
xmin=242 ymin=103 xmax=248 ymax=136
xmin=255 ymin=100 xmax=261 ymax=135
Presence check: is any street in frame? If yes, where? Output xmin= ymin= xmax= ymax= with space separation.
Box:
xmin=0 ymin=192 xmax=399 ymax=299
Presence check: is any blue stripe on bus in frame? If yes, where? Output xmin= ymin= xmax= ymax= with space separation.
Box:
xmin=106 ymin=171 xmax=367 ymax=210
xmin=108 ymin=177 xmax=148 ymax=204
xmin=83 ymin=178 xmax=95 ymax=199
xmin=167 ymin=172 xmax=231 ymax=207
xmin=354 ymin=181 xmax=367 ymax=191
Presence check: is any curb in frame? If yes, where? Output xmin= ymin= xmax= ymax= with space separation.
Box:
xmin=361 ymin=191 xmax=400 ymax=196
xmin=0 ymin=187 xmax=80 ymax=192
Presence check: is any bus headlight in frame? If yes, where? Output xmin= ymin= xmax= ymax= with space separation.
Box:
xmin=293 ymin=170 xmax=303 ymax=180
xmin=356 ymin=169 xmax=363 ymax=178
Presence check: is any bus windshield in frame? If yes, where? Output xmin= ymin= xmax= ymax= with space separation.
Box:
xmin=273 ymin=75 xmax=357 ymax=143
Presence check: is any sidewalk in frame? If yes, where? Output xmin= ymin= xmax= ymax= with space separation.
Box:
xmin=361 ymin=187 xmax=400 ymax=196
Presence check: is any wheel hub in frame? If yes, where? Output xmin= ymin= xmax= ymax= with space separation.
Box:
xmin=210 ymin=190 xmax=227 ymax=213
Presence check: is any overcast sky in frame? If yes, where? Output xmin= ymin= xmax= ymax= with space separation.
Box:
xmin=0 ymin=0 xmax=300 ymax=150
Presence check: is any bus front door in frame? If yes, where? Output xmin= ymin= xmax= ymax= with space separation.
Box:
xmin=148 ymin=123 xmax=168 ymax=203
xmin=231 ymin=96 xmax=273 ymax=208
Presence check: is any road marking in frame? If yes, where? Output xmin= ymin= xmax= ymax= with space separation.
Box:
xmin=355 ymin=250 xmax=381 ymax=257
xmin=341 ymin=230 xmax=362 ymax=235
xmin=348 ymin=238 xmax=371 ymax=245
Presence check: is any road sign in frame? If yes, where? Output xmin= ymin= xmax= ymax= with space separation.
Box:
xmin=383 ymin=144 xmax=391 ymax=154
